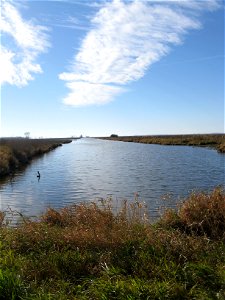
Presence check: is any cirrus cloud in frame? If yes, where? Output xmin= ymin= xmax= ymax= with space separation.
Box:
xmin=0 ymin=0 xmax=50 ymax=87
xmin=59 ymin=0 xmax=220 ymax=107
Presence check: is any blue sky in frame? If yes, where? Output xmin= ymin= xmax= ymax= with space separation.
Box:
xmin=1 ymin=0 xmax=224 ymax=138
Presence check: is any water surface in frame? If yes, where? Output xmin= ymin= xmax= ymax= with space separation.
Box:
xmin=0 ymin=138 xmax=224 ymax=218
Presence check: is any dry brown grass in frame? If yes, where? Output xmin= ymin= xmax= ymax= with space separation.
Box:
xmin=100 ymin=134 xmax=225 ymax=152
xmin=3 ymin=188 xmax=224 ymax=253
xmin=0 ymin=198 xmax=150 ymax=257
xmin=34 ymin=199 xmax=148 ymax=249
xmin=0 ymin=138 xmax=72 ymax=176
xmin=0 ymin=145 xmax=17 ymax=175
xmin=0 ymin=211 xmax=5 ymax=227
xmin=0 ymin=189 xmax=225 ymax=299
xmin=218 ymin=142 xmax=225 ymax=153
xmin=160 ymin=187 xmax=225 ymax=240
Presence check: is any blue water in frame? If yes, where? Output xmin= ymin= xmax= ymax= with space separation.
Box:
xmin=0 ymin=138 xmax=224 ymax=218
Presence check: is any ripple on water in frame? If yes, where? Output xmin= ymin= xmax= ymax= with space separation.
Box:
xmin=0 ymin=138 xmax=224 ymax=219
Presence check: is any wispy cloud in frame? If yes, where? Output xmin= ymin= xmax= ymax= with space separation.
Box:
xmin=63 ymin=82 xmax=123 ymax=106
xmin=151 ymin=0 xmax=220 ymax=11
xmin=37 ymin=10 xmax=90 ymax=31
xmin=0 ymin=0 xmax=50 ymax=87
xmin=59 ymin=0 xmax=220 ymax=107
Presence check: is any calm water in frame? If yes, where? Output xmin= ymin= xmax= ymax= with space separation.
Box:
xmin=0 ymin=138 xmax=224 ymax=218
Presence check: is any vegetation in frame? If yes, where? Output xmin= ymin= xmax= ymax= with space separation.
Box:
xmin=110 ymin=134 xmax=118 ymax=138
xmin=0 ymin=138 xmax=72 ymax=177
xmin=218 ymin=141 xmax=225 ymax=153
xmin=100 ymin=134 xmax=225 ymax=153
xmin=0 ymin=188 xmax=224 ymax=299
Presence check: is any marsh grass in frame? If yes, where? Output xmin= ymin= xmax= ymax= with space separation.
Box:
xmin=218 ymin=142 xmax=225 ymax=153
xmin=0 ymin=138 xmax=72 ymax=176
xmin=0 ymin=188 xmax=224 ymax=299
xmin=101 ymin=134 xmax=225 ymax=153
xmin=159 ymin=187 xmax=225 ymax=240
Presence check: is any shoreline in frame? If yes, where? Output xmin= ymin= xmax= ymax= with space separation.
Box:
xmin=0 ymin=138 xmax=72 ymax=177
xmin=0 ymin=188 xmax=224 ymax=299
xmin=99 ymin=134 xmax=225 ymax=153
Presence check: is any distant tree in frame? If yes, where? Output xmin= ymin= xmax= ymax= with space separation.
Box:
xmin=24 ymin=132 xmax=30 ymax=139
xmin=110 ymin=134 xmax=118 ymax=138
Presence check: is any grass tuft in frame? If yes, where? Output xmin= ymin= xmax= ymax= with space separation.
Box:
xmin=160 ymin=187 xmax=225 ymax=240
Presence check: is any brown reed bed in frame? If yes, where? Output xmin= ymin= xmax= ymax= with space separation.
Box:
xmin=100 ymin=134 xmax=225 ymax=153
xmin=0 ymin=138 xmax=72 ymax=177
xmin=0 ymin=188 xmax=224 ymax=299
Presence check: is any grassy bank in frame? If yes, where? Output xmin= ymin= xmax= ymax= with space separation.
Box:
xmin=0 ymin=138 xmax=72 ymax=177
xmin=100 ymin=134 xmax=225 ymax=153
xmin=0 ymin=188 xmax=224 ymax=299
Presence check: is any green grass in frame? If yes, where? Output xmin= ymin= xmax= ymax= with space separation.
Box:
xmin=0 ymin=138 xmax=72 ymax=177
xmin=0 ymin=188 xmax=224 ymax=299
xmin=100 ymin=134 xmax=225 ymax=153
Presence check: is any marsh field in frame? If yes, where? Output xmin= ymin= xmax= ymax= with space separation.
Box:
xmin=0 ymin=135 xmax=224 ymax=299
xmin=100 ymin=134 xmax=225 ymax=153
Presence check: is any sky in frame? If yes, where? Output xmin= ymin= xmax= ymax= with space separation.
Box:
xmin=0 ymin=0 xmax=224 ymax=138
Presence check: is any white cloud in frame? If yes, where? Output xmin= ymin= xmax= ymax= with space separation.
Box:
xmin=61 ymin=0 xmax=218 ymax=106
xmin=0 ymin=0 xmax=50 ymax=87
xmin=63 ymin=81 xmax=123 ymax=106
